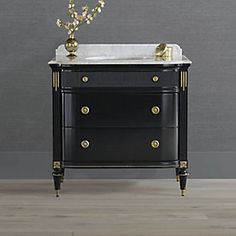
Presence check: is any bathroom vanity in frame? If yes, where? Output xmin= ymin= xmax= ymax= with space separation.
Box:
xmin=49 ymin=44 xmax=192 ymax=196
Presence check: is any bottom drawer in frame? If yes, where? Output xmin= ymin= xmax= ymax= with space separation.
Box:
xmin=63 ymin=128 xmax=178 ymax=164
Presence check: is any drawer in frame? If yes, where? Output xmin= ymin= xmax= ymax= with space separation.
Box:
xmin=63 ymin=91 xmax=178 ymax=128
xmin=63 ymin=128 xmax=178 ymax=163
xmin=61 ymin=71 xmax=179 ymax=89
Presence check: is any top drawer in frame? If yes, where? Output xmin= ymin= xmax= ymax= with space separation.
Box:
xmin=61 ymin=71 xmax=179 ymax=89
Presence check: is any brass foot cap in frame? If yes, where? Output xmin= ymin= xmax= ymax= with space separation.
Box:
xmin=181 ymin=189 xmax=186 ymax=196
xmin=55 ymin=190 xmax=60 ymax=197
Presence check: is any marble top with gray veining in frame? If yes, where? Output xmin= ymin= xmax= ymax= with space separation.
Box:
xmin=48 ymin=44 xmax=192 ymax=65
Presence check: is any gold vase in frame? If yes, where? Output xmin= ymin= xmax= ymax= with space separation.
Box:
xmin=65 ymin=34 xmax=79 ymax=58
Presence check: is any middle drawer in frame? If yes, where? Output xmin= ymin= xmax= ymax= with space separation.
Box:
xmin=63 ymin=91 xmax=178 ymax=128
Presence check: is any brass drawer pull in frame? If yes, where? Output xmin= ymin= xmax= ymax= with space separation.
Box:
xmin=81 ymin=140 xmax=90 ymax=149
xmin=81 ymin=76 xmax=89 ymax=83
xmin=151 ymin=140 xmax=160 ymax=149
xmin=152 ymin=76 xmax=159 ymax=83
xmin=151 ymin=106 xmax=160 ymax=115
xmin=81 ymin=106 xmax=90 ymax=115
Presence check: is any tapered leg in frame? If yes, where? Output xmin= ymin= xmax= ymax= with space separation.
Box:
xmin=52 ymin=161 xmax=63 ymax=197
xmin=178 ymin=161 xmax=189 ymax=196
xmin=53 ymin=171 xmax=62 ymax=197
xmin=179 ymin=170 xmax=188 ymax=196
xmin=52 ymin=70 xmax=63 ymax=196
xmin=178 ymin=70 xmax=189 ymax=196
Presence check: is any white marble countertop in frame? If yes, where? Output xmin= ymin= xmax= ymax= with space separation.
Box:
xmin=48 ymin=44 xmax=192 ymax=65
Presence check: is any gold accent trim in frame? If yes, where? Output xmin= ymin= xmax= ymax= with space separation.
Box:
xmin=179 ymin=161 xmax=188 ymax=169
xmin=53 ymin=161 xmax=61 ymax=169
xmin=183 ymin=71 xmax=185 ymax=91
xmin=152 ymin=76 xmax=159 ymax=83
xmin=180 ymin=71 xmax=188 ymax=91
xmin=151 ymin=106 xmax=160 ymax=115
xmin=81 ymin=140 xmax=90 ymax=149
xmin=151 ymin=140 xmax=160 ymax=149
xmin=81 ymin=106 xmax=90 ymax=115
xmin=57 ymin=73 xmax=60 ymax=89
xmin=82 ymin=76 xmax=89 ymax=83
xmin=55 ymin=72 xmax=58 ymax=91
xmin=179 ymin=172 xmax=189 ymax=177
xmin=53 ymin=72 xmax=60 ymax=91
xmin=184 ymin=71 xmax=188 ymax=89
xmin=55 ymin=190 xmax=60 ymax=197
xmin=181 ymin=189 xmax=186 ymax=196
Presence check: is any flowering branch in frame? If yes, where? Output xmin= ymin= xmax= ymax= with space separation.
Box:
xmin=56 ymin=0 xmax=105 ymax=36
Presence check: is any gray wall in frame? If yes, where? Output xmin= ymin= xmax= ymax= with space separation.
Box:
xmin=0 ymin=0 xmax=236 ymax=178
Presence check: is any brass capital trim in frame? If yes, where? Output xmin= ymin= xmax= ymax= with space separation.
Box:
xmin=53 ymin=161 xmax=61 ymax=169
xmin=179 ymin=161 xmax=188 ymax=169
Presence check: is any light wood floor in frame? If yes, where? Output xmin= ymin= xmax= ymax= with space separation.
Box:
xmin=0 ymin=179 xmax=236 ymax=236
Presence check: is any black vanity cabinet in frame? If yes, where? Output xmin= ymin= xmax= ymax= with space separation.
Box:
xmin=49 ymin=64 xmax=190 ymax=196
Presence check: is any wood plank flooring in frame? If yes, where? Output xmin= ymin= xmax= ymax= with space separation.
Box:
xmin=0 ymin=179 xmax=236 ymax=236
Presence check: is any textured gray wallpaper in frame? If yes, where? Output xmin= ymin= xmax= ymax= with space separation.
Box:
xmin=0 ymin=0 xmax=236 ymax=178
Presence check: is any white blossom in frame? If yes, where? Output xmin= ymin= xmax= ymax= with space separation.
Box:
xmin=56 ymin=0 xmax=106 ymax=36
xmin=56 ymin=19 xmax=63 ymax=27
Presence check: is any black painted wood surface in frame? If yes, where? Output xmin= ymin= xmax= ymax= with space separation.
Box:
xmin=61 ymin=70 xmax=179 ymax=88
xmin=50 ymin=63 xmax=191 ymax=193
xmin=63 ymin=90 xmax=178 ymax=128
xmin=63 ymin=127 xmax=178 ymax=163
xmin=50 ymin=64 xmax=190 ymax=167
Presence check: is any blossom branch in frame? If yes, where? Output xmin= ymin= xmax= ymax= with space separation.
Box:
xmin=56 ymin=0 xmax=105 ymax=36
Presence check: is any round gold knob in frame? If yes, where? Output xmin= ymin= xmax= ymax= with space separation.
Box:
xmin=151 ymin=140 xmax=160 ymax=149
xmin=81 ymin=140 xmax=90 ymax=149
xmin=152 ymin=76 xmax=159 ymax=83
xmin=81 ymin=76 xmax=89 ymax=83
xmin=81 ymin=106 xmax=90 ymax=115
xmin=151 ymin=106 xmax=160 ymax=115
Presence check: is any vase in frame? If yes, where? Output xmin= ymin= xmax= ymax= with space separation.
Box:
xmin=65 ymin=33 xmax=79 ymax=58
